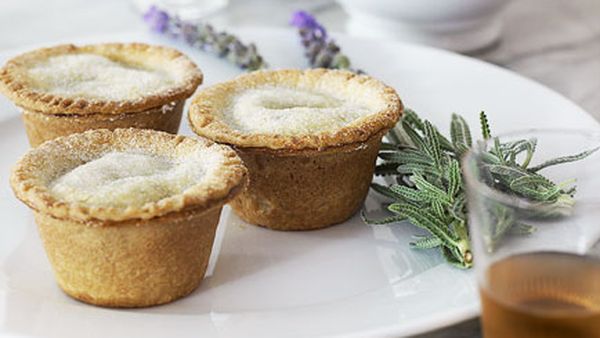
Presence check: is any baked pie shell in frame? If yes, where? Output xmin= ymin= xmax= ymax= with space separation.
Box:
xmin=22 ymin=100 xmax=184 ymax=147
xmin=230 ymin=131 xmax=385 ymax=230
xmin=188 ymin=69 xmax=403 ymax=230
xmin=34 ymin=202 xmax=224 ymax=308
xmin=0 ymin=43 xmax=203 ymax=145
xmin=0 ymin=43 xmax=203 ymax=115
xmin=10 ymin=128 xmax=247 ymax=307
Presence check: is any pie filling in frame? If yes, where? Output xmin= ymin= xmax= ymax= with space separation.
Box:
xmin=223 ymin=87 xmax=380 ymax=135
xmin=26 ymin=54 xmax=177 ymax=101
xmin=49 ymin=149 xmax=223 ymax=208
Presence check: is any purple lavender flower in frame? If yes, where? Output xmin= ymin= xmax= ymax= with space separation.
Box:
xmin=290 ymin=10 xmax=326 ymax=38
xmin=142 ymin=6 xmax=266 ymax=70
xmin=143 ymin=6 xmax=170 ymax=34
xmin=290 ymin=10 xmax=357 ymax=72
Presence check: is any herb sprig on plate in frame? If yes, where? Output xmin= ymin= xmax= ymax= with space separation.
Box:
xmin=364 ymin=110 xmax=597 ymax=268
xmin=143 ymin=6 xmax=267 ymax=70
xmin=290 ymin=11 xmax=357 ymax=72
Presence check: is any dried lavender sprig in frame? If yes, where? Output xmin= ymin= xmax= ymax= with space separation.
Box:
xmin=143 ymin=6 xmax=267 ymax=71
xmin=290 ymin=11 xmax=358 ymax=72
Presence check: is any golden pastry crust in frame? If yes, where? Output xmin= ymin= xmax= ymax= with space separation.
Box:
xmin=230 ymin=131 xmax=385 ymax=230
xmin=10 ymin=128 xmax=247 ymax=222
xmin=0 ymin=43 xmax=203 ymax=115
xmin=34 ymin=203 xmax=223 ymax=307
xmin=188 ymin=68 xmax=403 ymax=150
xmin=22 ymin=100 xmax=184 ymax=147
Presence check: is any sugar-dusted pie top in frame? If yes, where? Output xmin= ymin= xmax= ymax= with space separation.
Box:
xmin=224 ymin=87 xmax=376 ymax=135
xmin=49 ymin=148 xmax=223 ymax=209
xmin=27 ymin=54 xmax=177 ymax=101
xmin=188 ymin=69 xmax=403 ymax=150
xmin=10 ymin=129 xmax=247 ymax=222
xmin=0 ymin=43 xmax=203 ymax=115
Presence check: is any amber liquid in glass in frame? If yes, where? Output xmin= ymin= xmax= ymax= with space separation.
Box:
xmin=480 ymin=252 xmax=600 ymax=338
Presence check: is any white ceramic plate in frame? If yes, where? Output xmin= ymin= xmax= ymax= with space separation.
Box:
xmin=0 ymin=28 xmax=598 ymax=338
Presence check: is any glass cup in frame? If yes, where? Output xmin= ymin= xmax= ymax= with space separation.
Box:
xmin=463 ymin=129 xmax=600 ymax=338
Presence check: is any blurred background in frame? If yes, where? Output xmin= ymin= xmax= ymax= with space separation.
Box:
xmin=1 ymin=0 xmax=599 ymax=117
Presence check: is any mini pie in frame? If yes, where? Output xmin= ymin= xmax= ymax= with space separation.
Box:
xmin=188 ymin=69 xmax=403 ymax=230
xmin=10 ymin=128 xmax=247 ymax=307
xmin=0 ymin=43 xmax=203 ymax=146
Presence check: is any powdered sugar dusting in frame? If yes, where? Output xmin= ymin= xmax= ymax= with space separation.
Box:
xmin=49 ymin=147 xmax=223 ymax=208
xmin=27 ymin=54 xmax=176 ymax=101
xmin=224 ymin=87 xmax=378 ymax=135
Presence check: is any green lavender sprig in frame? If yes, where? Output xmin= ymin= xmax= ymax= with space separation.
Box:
xmin=364 ymin=110 xmax=598 ymax=269
xmin=143 ymin=6 xmax=267 ymax=70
